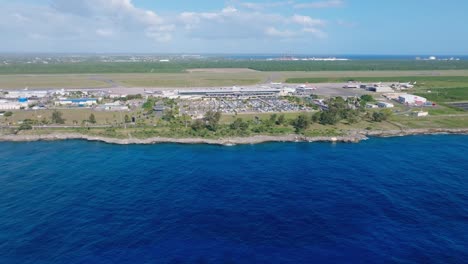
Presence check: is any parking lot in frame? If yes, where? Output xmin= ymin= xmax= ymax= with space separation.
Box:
xmin=179 ymin=97 xmax=310 ymax=116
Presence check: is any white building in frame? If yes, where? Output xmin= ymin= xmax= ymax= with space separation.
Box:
xmin=413 ymin=111 xmax=429 ymax=117
xmin=55 ymin=98 xmax=98 ymax=106
xmin=280 ymin=87 xmax=296 ymax=95
xmin=97 ymin=102 xmax=129 ymax=111
xmin=399 ymin=94 xmax=427 ymax=105
xmin=4 ymin=90 xmax=49 ymax=99
xmin=0 ymin=100 xmax=27 ymax=110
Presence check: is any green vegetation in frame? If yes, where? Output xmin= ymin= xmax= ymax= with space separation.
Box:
xmin=119 ymin=94 xmax=143 ymax=101
xmin=414 ymin=87 xmax=468 ymax=102
xmin=3 ymin=60 xmax=468 ymax=75
xmin=286 ymin=76 xmax=468 ymax=85
xmin=51 ymin=110 xmax=66 ymax=124
xmin=391 ymin=115 xmax=468 ymax=129
xmin=124 ymin=114 xmax=131 ymax=123
xmin=427 ymin=106 xmax=465 ymax=115
xmin=4 ymin=111 xmax=13 ymax=117
xmin=372 ymin=111 xmax=390 ymax=122
xmin=88 ymin=114 xmax=97 ymax=124
xmin=18 ymin=120 xmax=33 ymax=131
xmin=292 ymin=114 xmax=311 ymax=132
xmin=142 ymin=97 xmax=156 ymax=112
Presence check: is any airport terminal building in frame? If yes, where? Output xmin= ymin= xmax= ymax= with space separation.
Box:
xmin=177 ymin=87 xmax=284 ymax=98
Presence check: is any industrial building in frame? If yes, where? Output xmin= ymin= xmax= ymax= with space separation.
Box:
xmin=0 ymin=100 xmax=28 ymax=110
xmin=96 ymin=102 xmax=129 ymax=111
xmin=55 ymin=98 xmax=98 ymax=107
xmin=4 ymin=90 xmax=49 ymax=99
xmin=399 ymin=94 xmax=427 ymax=105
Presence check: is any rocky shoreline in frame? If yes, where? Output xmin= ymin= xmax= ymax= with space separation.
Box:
xmin=1 ymin=128 xmax=468 ymax=146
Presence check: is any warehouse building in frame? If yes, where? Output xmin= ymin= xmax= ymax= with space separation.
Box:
xmin=0 ymin=100 xmax=27 ymax=110
xmin=4 ymin=90 xmax=49 ymax=99
xmin=399 ymin=94 xmax=427 ymax=105
xmin=55 ymin=98 xmax=98 ymax=107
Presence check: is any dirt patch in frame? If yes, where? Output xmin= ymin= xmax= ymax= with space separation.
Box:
xmin=186 ymin=68 xmax=259 ymax=73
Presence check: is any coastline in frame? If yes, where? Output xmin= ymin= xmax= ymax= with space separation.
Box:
xmin=1 ymin=128 xmax=468 ymax=145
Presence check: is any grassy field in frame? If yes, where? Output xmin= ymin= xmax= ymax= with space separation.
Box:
xmin=414 ymin=87 xmax=468 ymax=102
xmin=3 ymin=70 xmax=468 ymax=89
xmin=0 ymin=75 xmax=110 ymax=89
xmin=426 ymin=106 xmax=466 ymax=115
xmin=392 ymin=115 xmax=468 ymax=129
xmin=3 ymin=60 xmax=468 ymax=74
xmin=286 ymin=75 xmax=468 ymax=86
xmin=0 ymin=109 xmax=133 ymax=126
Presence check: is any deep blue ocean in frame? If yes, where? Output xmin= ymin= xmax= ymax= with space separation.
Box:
xmin=0 ymin=136 xmax=467 ymax=264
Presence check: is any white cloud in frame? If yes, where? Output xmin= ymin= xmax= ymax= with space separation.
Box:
xmin=177 ymin=8 xmax=327 ymax=40
xmin=0 ymin=1 xmax=334 ymax=52
xmin=265 ymin=27 xmax=296 ymax=38
xmin=222 ymin=6 xmax=239 ymax=13
xmin=96 ymin=29 xmax=115 ymax=37
xmin=12 ymin=13 xmax=29 ymax=23
xmin=337 ymin=19 xmax=358 ymax=28
xmin=50 ymin=0 xmax=173 ymax=42
xmin=294 ymin=0 xmax=344 ymax=9
xmin=302 ymin=27 xmax=327 ymax=38
xmin=291 ymin=15 xmax=326 ymax=27
xmin=236 ymin=1 xmax=294 ymax=10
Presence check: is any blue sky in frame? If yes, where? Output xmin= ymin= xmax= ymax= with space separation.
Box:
xmin=0 ymin=0 xmax=467 ymax=54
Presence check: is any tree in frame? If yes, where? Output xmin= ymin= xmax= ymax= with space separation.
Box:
xmin=230 ymin=118 xmax=249 ymax=131
xmin=162 ymin=108 xmax=176 ymax=121
xmin=372 ymin=112 xmax=387 ymax=122
xmin=124 ymin=114 xmax=131 ymax=123
xmin=51 ymin=110 xmax=65 ymax=124
xmin=360 ymin=94 xmax=374 ymax=103
xmin=41 ymin=117 xmax=49 ymax=125
xmin=18 ymin=123 xmax=33 ymax=131
xmin=276 ymin=114 xmax=286 ymax=125
xmin=360 ymin=94 xmax=375 ymax=107
xmin=269 ymin=114 xmax=278 ymax=123
xmin=292 ymin=114 xmax=310 ymax=133
xmin=4 ymin=111 xmax=13 ymax=117
xmin=88 ymin=113 xmax=96 ymax=124
xmin=311 ymin=112 xmax=321 ymax=123
xmin=142 ymin=97 xmax=156 ymax=112
xmin=372 ymin=110 xmax=392 ymax=122
xmin=204 ymin=110 xmax=221 ymax=131
xmin=320 ymin=111 xmax=339 ymax=125
xmin=191 ymin=119 xmax=205 ymax=131
xmin=180 ymin=114 xmax=191 ymax=128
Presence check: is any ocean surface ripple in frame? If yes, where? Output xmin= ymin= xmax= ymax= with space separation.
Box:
xmin=0 ymin=135 xmax=467 ymax=263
